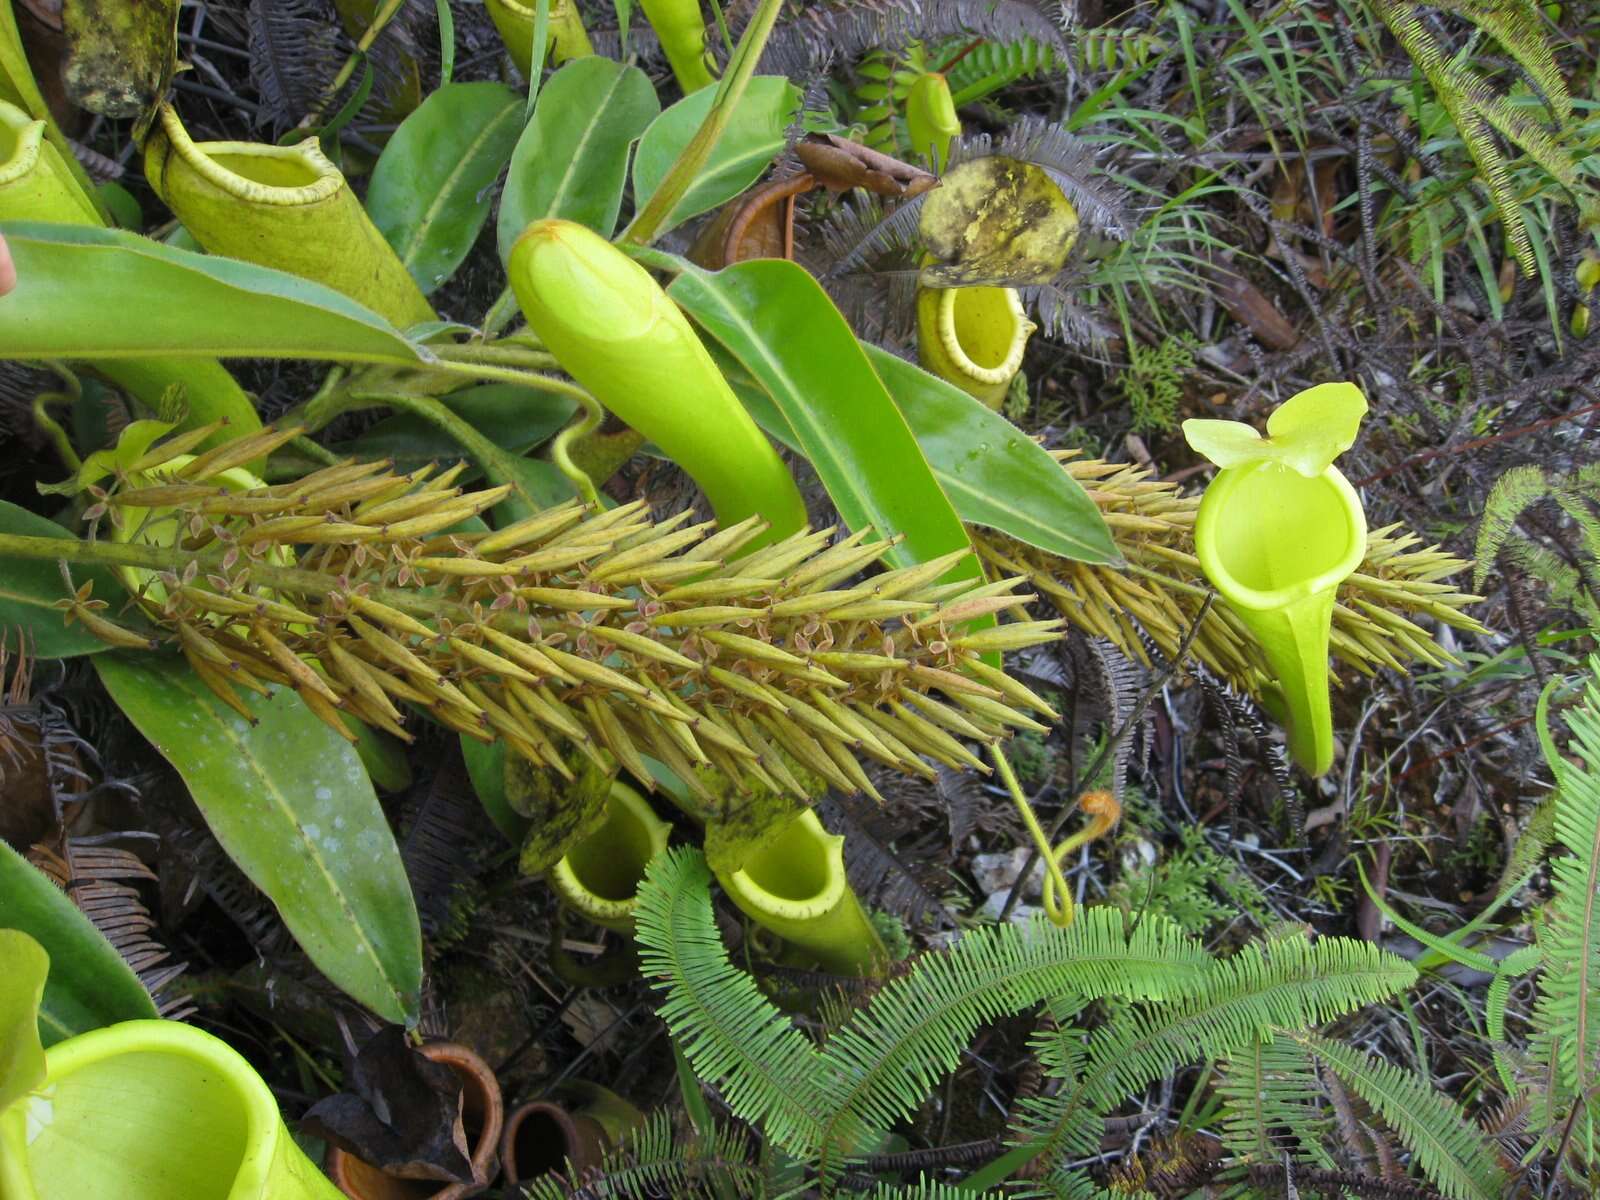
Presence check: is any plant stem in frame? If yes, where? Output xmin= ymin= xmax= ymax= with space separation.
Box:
xmin=989 ymin=743 xmax=1077 ymax=929
xmin=0 ymin=532 xmax=455 ymax=624
xmin=620 ymin=0 xmax=785 ymax=246
xmin=432 ymin=358 xmax=594 ymax=402
xmin=0 ymin=532 xmax=182 ymax=573
xmin=431 ymin=342 xmax=562 ymax=372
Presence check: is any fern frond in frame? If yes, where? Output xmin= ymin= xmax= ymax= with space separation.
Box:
xmin=812 ymin=908 xmax=1211 ymax=1171
xmin=1372 ymin=0 xmax=1594 ymax=275
xmin=1440 ymin=0 xmax=1569 ymax=120
xmin=1297 ymin=1034 xmax=1507 ymax=1200
xmin=1017 ymin=936 xmax=1416 ymax=1167
xmin=1473 ymin=465 xmax=1551 ymax=590
xmin=857 ymin=1177 xmax=1007 ymax=1198
xmin=634 ymin=847 xmax=830 ymax=1154
xmin=27 ymin=839 xmax=193 ymax=1020
xmin=1529 ymin=656 xmax=1600 ymax=1118
xmin=764 ymin=0 xmax=1066 ymax=73
xmin=1008 ymin=1167 xmax=1116 ymax=1200
xmin=522 ymin=1108 xmax=764 ymax=1199
xmin=246 ymin=0 xmax=343 ymax=131
xmin=943 ymin=36 xmax=1069 ymax=105
xmin=1217 ymin=1033 xmax=1335 ymax=1168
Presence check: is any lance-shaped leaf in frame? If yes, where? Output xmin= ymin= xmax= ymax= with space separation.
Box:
xmin=632 ymin=76 xmax=799 ymax=235
xmin=95 ymin=654 xmax=423 ymax=1025
xmin=0 ymin=222 xmax=429 ymax=365
xmin=666 ymin=257 xmax=976 ymax=579
xmin=369 ymin=82 xmax=525 ymax=294
xmin=496 ymin=56 xmax=659 ymax=259
xmin=864 ymin=347 xmax=1119 ymax=565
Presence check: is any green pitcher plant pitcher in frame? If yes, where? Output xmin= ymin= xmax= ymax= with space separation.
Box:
xmin=0 ymin=102 xmax=101 ymax=224
xmin=715 ymin=808 xmax=886 ymax=976
xmin=1184 ymin=382 xmax=1370 ymax=777
xmin=0 ymin=1017 xmax=343 ymax=1200
xmin=0 ymin=100 xmax=262 ymax=455
xmin=548 ymin=781 xmax=673 ymax=931
xmin=485 ymin=0 xmax=595 ymax=75
xmin=143 ymin=104 xmax=435 ymax=330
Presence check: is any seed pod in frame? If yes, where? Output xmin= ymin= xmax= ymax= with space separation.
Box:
xmin=507 ymin=219 xmax=806 ymax=546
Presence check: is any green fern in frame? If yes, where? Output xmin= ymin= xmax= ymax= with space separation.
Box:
xmin=810 ymin=906 xmax=1211 ymax=1175
xmin=634 ymin=846 xmax=1216 ymax=1171
xmin=520 ymin=1109 xmax=765 ymax=1199
xmin=1296 ymin=1033 xmax=1508 ymax=1200
xmin=1116 ymin=334 xmax=1197 ymax=436
xmin=1473 ymin=465 xmax=1553 ymax=590
xmin=944 ymin=36 xmax=1067 ymax=106
xmin=633 ymin=849 xmax=830 ymax=1155
xmin=1473 ymin=463 xmax=1600 ymax=620
xmin=1015 ymin=935 xmax=1418 ymax=1167
xmin=1217 ymin=1033 xmax=1336 ymax=1169
xmin=1371 ymin=0 xmax=1597 ymax=275
xmin=1528 ymin=657 xmax=1600 ymax=1138
xmin=860 ymin=1180 xmax=1006 ymax=1199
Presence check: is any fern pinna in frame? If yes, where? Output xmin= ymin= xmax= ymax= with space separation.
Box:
xmin=630 ymin=845 xmax=1416 ymax=1193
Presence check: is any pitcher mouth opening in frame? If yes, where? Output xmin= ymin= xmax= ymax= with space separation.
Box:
xmin=1195 ymin=459 xmax=1367 ymax=611
xmin=936 ymin=286 xmax=1033 ymax=385
xmin=11 ymin=1021 xmax=281 ymax=1200
xmin=730 ymin=809 xmax=846 ymax=920
xmin=154 ymin=105 xmax=343 ymax=207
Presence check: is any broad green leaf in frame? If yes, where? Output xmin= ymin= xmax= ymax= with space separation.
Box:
xmin=1184 ymin=381 xmax=1368 ymax=478
xmin=0 ymin=930 xmax=48 ymax=1110
xmin=0 ymin=839 xmax=159 ymax=1045
xmin=94 ymin=654 xmax=423 ymax=1024
xmin=369 ymin=82 xmax=524 ymax=294
xmin=0 ymin=500 xmax=128 ymax=658
xmin=497 ymin=57 xmax=659 ymax=259
xmin=724 ymin=354 xmax=1118 ymax=566
xmin=632 ymin=76 xmax=799 ymax=235
xmin=339 ymin=383 xmax=577 ymax=476
xmin=667 ymin=258 xmax=975 ymax=578
xmin=0 ymin=222 xmax=427 ymax=365
xmin=863 ymin=346 xmax=1120 ymax=565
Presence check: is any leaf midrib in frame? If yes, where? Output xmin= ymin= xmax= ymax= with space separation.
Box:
xmin=167 ymin=670 xmax=408 ymax=1018
xmin=401 ymin=99 xmax=523 ymax=272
